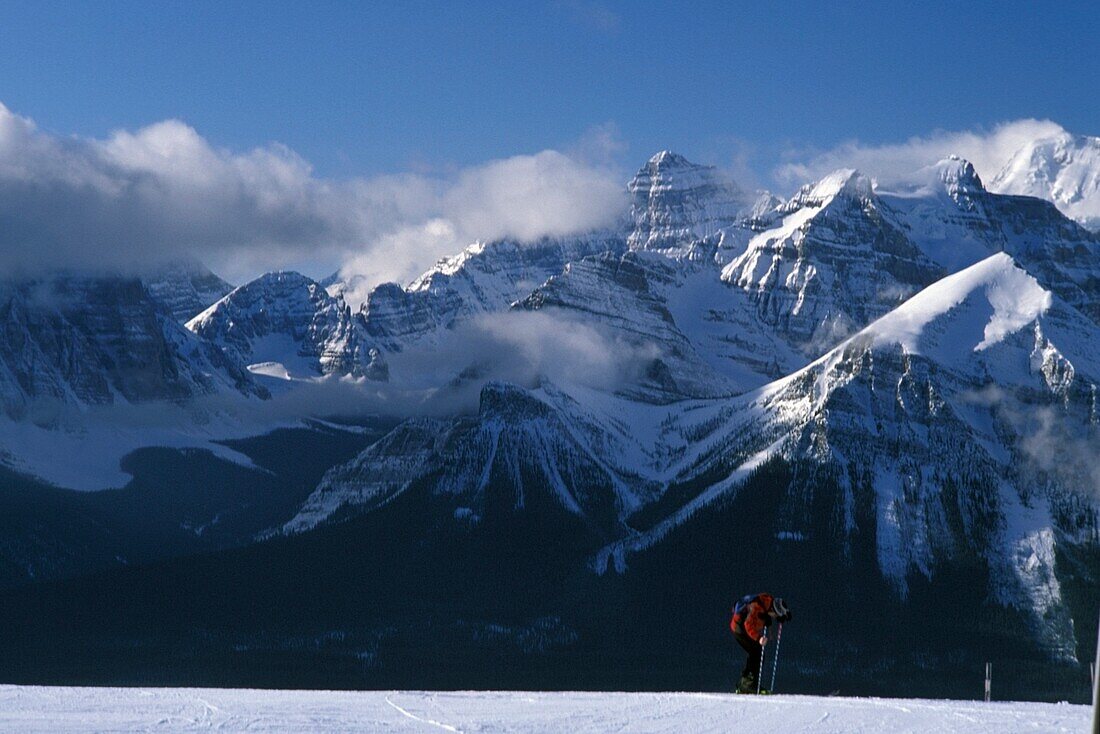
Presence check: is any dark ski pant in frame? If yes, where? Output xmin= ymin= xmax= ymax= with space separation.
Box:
xmin=732 ymin=627 xmax=762 ymax=681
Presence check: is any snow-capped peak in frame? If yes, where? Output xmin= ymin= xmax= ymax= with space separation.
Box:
xmin=644 ymin=149 xmax=693 ymax=169
xmin=887 ymin=155 xmax=989 ymax=212
xmin=187 ymin=270 xmax=386 ymax=381
xmin=792 ymin=168 xmax=873 ymax=206
xmin=854 ymin=251 xmax=1050 ymax=355
xmin=628 ymin=150 xmax=752 ymax=252
xmin=935 ymin=154 xmax=985 ymax=194
xmin=990 ymin=131 xmax=1100 ymax=231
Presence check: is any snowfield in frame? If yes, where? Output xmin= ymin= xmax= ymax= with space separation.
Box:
xmin=0 ymin=687 xmax=1087 ymax=733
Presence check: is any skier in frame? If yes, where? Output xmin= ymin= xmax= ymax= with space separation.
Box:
xmin=730 ymin=593 xmax=791 ymax=693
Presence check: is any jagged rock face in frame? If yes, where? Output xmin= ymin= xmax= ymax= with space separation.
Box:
xmin=0 ymin=276 xmax=264 ymax=420
xmin=287 ymin=382 xmax=633 ymax=540
xmin=142 ymin=261 xmax=233 ymax=323
xmin=721 ymin=170 xmax=947 ymax=349
xmin=360 ymin=235 xmax=626 ymax=353
xmin=187 ymin=271 xmax=386 ymax=381
xmin=519 ymin=251 xmax=727 ymax=400
xmin=991 ymin=132 xmax=1100 ymax=232
xmin=880 ymin=157 xmax=1100 ymax=324
xmin=518 ymin=250 xmax=804 ymax=398
xmin=628 ymin=151 xmax=757 ymax=253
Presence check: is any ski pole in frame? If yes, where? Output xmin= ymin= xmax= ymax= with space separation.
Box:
xmin=770 ymin=622 xmax=784 ymax=693
xmin=757 ymin=635 xmax=767 ymax=694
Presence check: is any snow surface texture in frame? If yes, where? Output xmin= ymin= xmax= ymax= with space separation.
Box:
xmin=0 ymin=687 xmax=1086 ymax=733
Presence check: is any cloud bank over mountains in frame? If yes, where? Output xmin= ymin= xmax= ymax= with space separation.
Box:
xmin=0 ymin=100 xmax=1093 ymax=290
xmin=0 ymin=102 xmax=625 ymax=284
xmin=774 ymin=118 xmax=1067 ymax=188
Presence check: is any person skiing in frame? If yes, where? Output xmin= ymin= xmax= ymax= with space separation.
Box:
xmin=730 ymin=593 xmax=792 ymax=693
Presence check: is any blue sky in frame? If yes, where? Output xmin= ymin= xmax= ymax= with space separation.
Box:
xmin=0 ymin=1 xmax=1095 ymax=284
xmin=1 ymin=1 xmax=1096 ymax=179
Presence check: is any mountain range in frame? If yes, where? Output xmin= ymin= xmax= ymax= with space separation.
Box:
xmin=0 ymin=130 xmax=1097 ymax=700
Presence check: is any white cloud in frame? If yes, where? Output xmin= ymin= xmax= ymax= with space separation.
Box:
xmin=773 ymin=119 xmax=1067 ymax=190
xmin=337 ymin=219 xmax=461 ymax=301
xmin=967 ymin=385 xmax=1100 ymax=502
xmin=444 ymin=150 xmax=625 ymax=244
xmin=334 ymin=148 xmax=626 ymax=297
xmin=380 ymin=308 xmax=662 ymax=413
xmin=0 ymin=102 xmax=626 ymax=285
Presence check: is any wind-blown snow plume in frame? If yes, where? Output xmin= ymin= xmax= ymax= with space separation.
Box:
xmin=0 ymin=102 xmax=625 ymax=283
xmin=775 ymin=119 xmax=1067 ymax=189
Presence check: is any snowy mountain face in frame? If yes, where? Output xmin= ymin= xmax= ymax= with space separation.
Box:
xmin=2 ymin=141 xmax=1100 ymax=695
xmin=357 ymin=233 xmax=626 ymax=354
xmin=991 ymin=131 xmax=1100 ymax=232
xmin=187 ymin=271 xmax=387 ymax=382
xmin=597 ymin=254 xmax=1097 ymax=651
xmin=879 ymin=157 xmax=1100 ymax=324
xmin=628 ymin=150 xmax=765 ymax=254
xmin=142 ymin=261 xmax=233 ymax=323
xmin=271 ymin=150 xmax=1100 ymax=681
xmin=0 ymin=275 xmax=264 ymax=421
xmin=720 ymin=169 xmax=947 ymax=349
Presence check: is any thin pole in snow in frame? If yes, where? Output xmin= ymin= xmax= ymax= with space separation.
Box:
xmin=1092 ymin=611 xmax=1099 ymax=734
xmin=757 ymin=638 xmax=766 ymax=694
xmin=984 ymin=662 xmax=991 ymax=703
xmin=770 ymin=623 xmax=784 ymax=693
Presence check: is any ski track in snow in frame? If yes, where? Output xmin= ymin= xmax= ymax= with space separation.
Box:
xmin=0 ymin=686 xmax=1087 ymax=733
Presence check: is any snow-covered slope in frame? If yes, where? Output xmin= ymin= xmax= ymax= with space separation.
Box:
xmin=187 ymin=271 xmax=387 ymax=382
xmin=721 ymin=168 xmax=946 ymax=348
xmin=286 ymin=380 xmax=663 ymax=535
xmin=991 ymin=131 xmax=1100 ymax=231
xmin=143 ymin=260 xmax=233 ymax=323
xmin=880 ymin=156 xmax=1100 ymax=323
xmin=0 ymin=687 xmax=1085 ymax=734
xmin=358 ymin=233 xmax=625 ymax=354
xmin=599 ymin=254 xmax=1097 ymax=654
xmin=519 ymin=250 xmax=804 ymax=398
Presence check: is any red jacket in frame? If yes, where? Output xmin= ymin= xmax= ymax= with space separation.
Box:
xmin=730 ymin=593 xmax=775 ymax=642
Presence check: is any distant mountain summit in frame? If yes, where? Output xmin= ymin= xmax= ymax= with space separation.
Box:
xmin=628 ymin=150 xmax=761 ymax=253
xmin=187 ymin=271 xmax=387 ymax=382
xmin=143 ymin=260 xmax=234 ymax=323
xmin=991 ymin=131 xmax=1100 ymax=231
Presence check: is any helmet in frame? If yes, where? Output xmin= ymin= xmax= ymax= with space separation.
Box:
xmin=772 ymin=597 xmax=791 ymax=621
